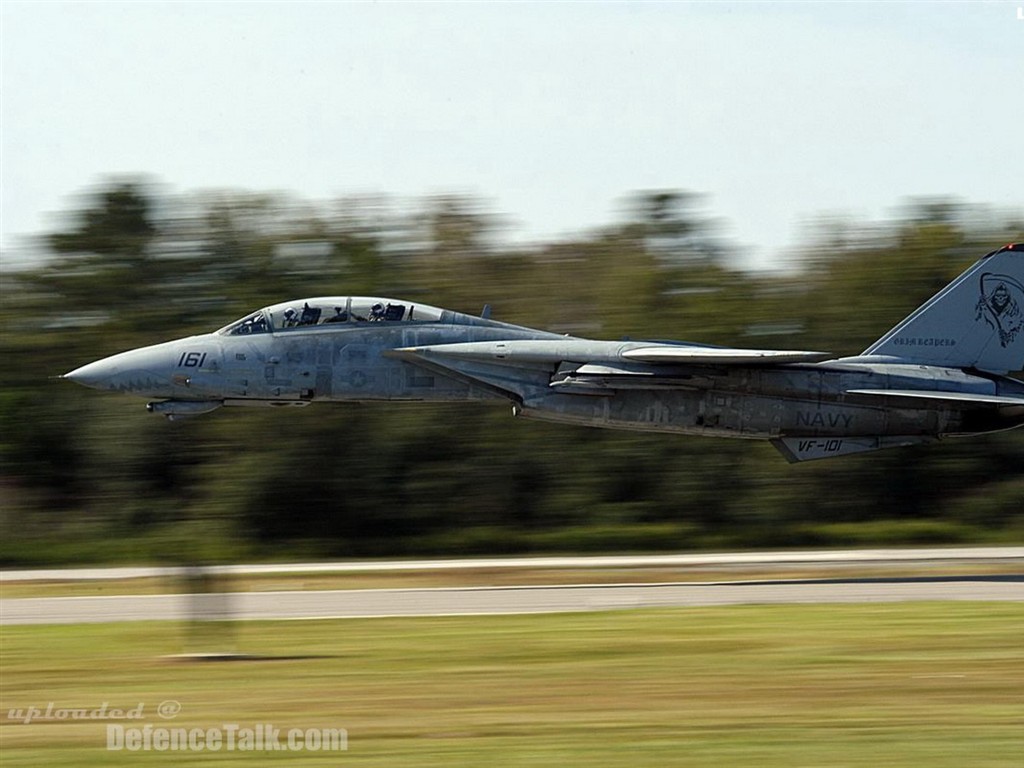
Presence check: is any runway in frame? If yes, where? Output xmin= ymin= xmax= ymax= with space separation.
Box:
xmin=3 ymin=546 xmax=1023 ymax=582
xmin=2 ymin=576 xmax=1022 ymax=625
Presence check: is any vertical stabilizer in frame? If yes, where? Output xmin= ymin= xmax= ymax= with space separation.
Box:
xmin=863 ymin=244 xmax=1024 ymax=374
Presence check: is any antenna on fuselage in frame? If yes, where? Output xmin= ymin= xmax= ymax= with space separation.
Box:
xmin=481 ymin=304 xmax=492 ymax=320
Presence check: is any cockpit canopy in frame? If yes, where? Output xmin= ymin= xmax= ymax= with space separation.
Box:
xmin=219 ymin=297 xmax=446 ymax=336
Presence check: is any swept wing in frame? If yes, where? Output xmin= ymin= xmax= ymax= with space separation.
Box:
xmin=621 ymin=347 xmax=831 ymax=364
xmin=389 ymin=339 xmax=832 ymax=399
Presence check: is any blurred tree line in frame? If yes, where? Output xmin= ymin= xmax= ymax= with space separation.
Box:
xmin=1 ymin=179 xmax=1022 ymax=564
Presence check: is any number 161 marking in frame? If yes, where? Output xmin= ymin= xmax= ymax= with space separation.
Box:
xmin=177 ymin=352 xmax=208 ymax=368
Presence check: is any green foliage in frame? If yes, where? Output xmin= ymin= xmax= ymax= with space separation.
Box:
xmin=2 ymin=179 xmax=1022 ymax=564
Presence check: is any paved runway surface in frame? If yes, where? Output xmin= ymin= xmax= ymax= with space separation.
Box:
xmin=3 ymin=547 xmax=1023 ymax=582
xmin=2 ymin=576 xmax=1022 ymax=625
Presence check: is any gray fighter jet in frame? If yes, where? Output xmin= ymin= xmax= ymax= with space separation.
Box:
xmin=64 ymin=243 xmax=1024 ymax=462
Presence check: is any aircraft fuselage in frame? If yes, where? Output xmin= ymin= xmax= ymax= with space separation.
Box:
xmin=66 ymin=319 xmax=1024 ymax=444
xmin=63 ymin=244 xmax=1024 ymax=461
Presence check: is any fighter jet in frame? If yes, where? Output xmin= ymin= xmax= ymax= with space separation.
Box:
xmin=64 ymin=243 xmax=1024 ymax=462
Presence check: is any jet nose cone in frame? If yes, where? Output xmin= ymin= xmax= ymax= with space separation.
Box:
xmin=64 ymin=359 xmax=119 ymax=390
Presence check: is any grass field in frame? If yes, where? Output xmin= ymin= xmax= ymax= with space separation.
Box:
xmin=2 ymin=604 xmax=1022 ymax=766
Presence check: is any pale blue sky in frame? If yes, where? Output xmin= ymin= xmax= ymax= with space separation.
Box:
xmin=2 ymin=1 xmax=1022 ymax=269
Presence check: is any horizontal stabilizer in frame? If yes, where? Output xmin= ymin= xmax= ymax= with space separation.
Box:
xmin=622 ymin=347 xmax=832 ymax=365
xmin=772 ymin=436 xmax=934 ymax=463
xmin=846 ymin=389 xmax=1024 ymax=408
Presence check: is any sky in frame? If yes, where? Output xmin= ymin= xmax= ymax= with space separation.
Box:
xmin=2 ymin=1 xmax=1022 ymax=270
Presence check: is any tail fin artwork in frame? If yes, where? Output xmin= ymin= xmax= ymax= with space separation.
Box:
xmin=863 ymin=244 xmax=1024 ymax=374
